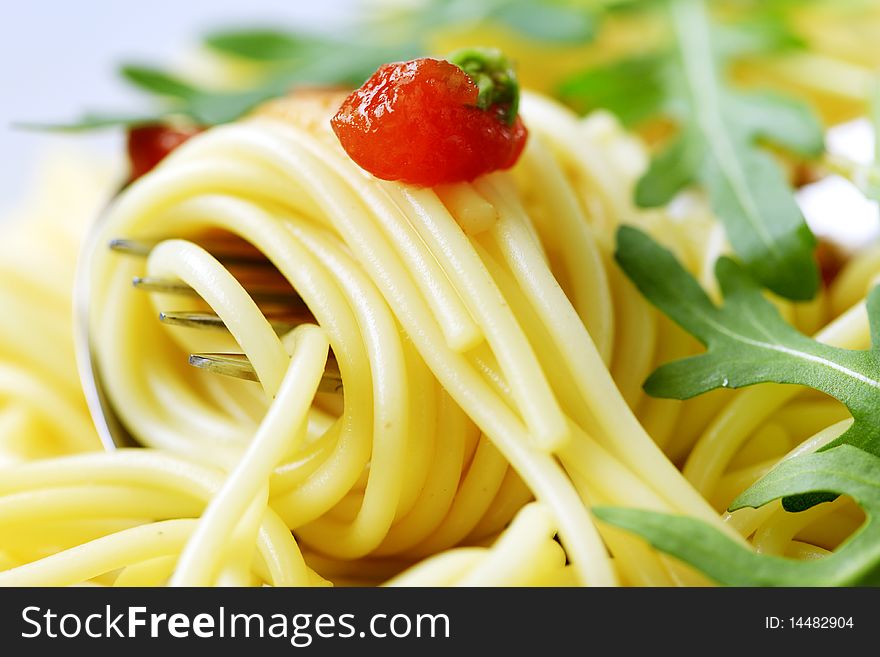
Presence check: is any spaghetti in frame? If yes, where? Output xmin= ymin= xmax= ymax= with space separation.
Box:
xmin=0 ymin=88 xmax=871 ymax=587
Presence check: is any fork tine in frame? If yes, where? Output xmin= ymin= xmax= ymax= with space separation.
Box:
xmin=111 ymin=238 xmax=273 ymax=267
xmin=189 ymin=352 xmax=343 ymax=393
xmin=109 ymin=239 xmax=156 ymax=257
xmin=189 ymin=353 xmax=259 ymax=381
xmin=116 ymin=237 xmax=340 ymax=394
xmin=159 ymin=311 xmax=300 ymax=335
xmin=133 ymin=276 xmax=303 ymax=306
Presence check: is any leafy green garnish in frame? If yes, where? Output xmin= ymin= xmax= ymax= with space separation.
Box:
xmin=595 ymin=445 xmax=880 ymax=585
xmin=727 ymin=91 xmax=825 ymax=158
xmin=401 ymin=0 xmax=598 ymax=45
xmin=634 ymin=127 xmax=703 ymax=206
xmin=121 ymin=65 xmax=294 ymax=126
xmin=30 ymin=68 xmax=291 ymax=131
xmin=122 ymin=65 xmax=200 ymax=99
xmin=204 ymin=30 xmax=423 ymax=85
xmin=41 ymin=34 xmax=426 ymax=131
xmin=556 ymin=4 xmax=808 ymax=125
xmin=557 ymin=56 xmax=671 ymax=127
xmin=490 ymin=0 xmax=597 ymax=44
xmin=713 ymin=13 xmax=806 ymax=58
xmin=203 ymin=29 xmax=321 ymax=61
xmin=26 ymin=17 xmax=415 ymax=130
xmin=646 ymin=0 xmax=820 ymax=300
xmin=38 ymin=0 xmax=601 ymax=133
xmin=607 ymin=210 xmax=880 ymax=585
xmin=615 ymin=225 xmax=880 ymax=461
xmin=559 ymin=0 xmax=823 ymax=301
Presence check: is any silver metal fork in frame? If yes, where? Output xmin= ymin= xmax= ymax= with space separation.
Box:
xmin=74 ymin=232 xmax=342 ymax=450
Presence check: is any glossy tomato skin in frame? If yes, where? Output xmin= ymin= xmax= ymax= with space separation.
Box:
xmin=331 ymin=59 xmax=528 ymax=187
xmin=127 ymin=124 xmax=202 ymax=181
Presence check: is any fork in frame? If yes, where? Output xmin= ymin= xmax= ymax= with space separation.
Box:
xmin=74 ymin=232 xmax=342 ymax=450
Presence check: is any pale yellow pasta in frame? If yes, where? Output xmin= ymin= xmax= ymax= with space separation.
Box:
xmin=0 ymin=88 xmax=873 ymax=588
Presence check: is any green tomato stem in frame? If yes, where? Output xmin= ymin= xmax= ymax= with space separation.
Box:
xmin=447 ymin=47 xmax=520 ymax=125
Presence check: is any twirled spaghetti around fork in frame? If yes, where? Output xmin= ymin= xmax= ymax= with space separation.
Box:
xmin=0 ymin=90 xmax=870 ymax=586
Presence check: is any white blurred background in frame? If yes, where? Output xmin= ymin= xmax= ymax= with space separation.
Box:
xmin=0 ymin=0 xmax=357 ymax=213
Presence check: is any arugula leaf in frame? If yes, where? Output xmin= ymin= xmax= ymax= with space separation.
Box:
xmin=204 ymin=29 xmax=319 ymax=61
xmin=47 ymin=40 xmax=422 ymax=132
xmin=205 ymin=29 xmax=421 ymax=86
xmin=184 ymin=86 xmax=289 ymax=126
xmin=714 ymin=15 xmax=805 ymax=58
xmin=634 ymin=127 xmax=702 ymax=206
xmin=32 ymin=0 xmax=605 ymax=133
xmin=65 ymin=31 xmax=435 ymax=130
xmin=615 ymin=225 xmax=880 ymax=459
xmin=556 ymin=56 xmax=671 ymax=127
xmin=652 ymin=0 xmax=819 ymax=301
xmin=22 ymin=66 xmax=210 ymax=129
xmin=400 ymin=0 xmax=598 ymax=45
xmin=561 ymin=1 xmax=822 ymax=300
xmin=122 ymin=66 xmax=290 ymax=126
xmin=698 ymin=141 xmax=818 ymax=301
xmin=121 ymin=65 xmax=201 ymax=99
xmin=727 ymin=91 xmax=824 ymax=158
xmin=492 ymin=0 xmax=597 ymax=44
xmin=594 ymin=445 xmax=880 ymax=586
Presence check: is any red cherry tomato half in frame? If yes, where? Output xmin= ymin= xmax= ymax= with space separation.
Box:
xmin=331 ymin=58 xmax=528 ymax=187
